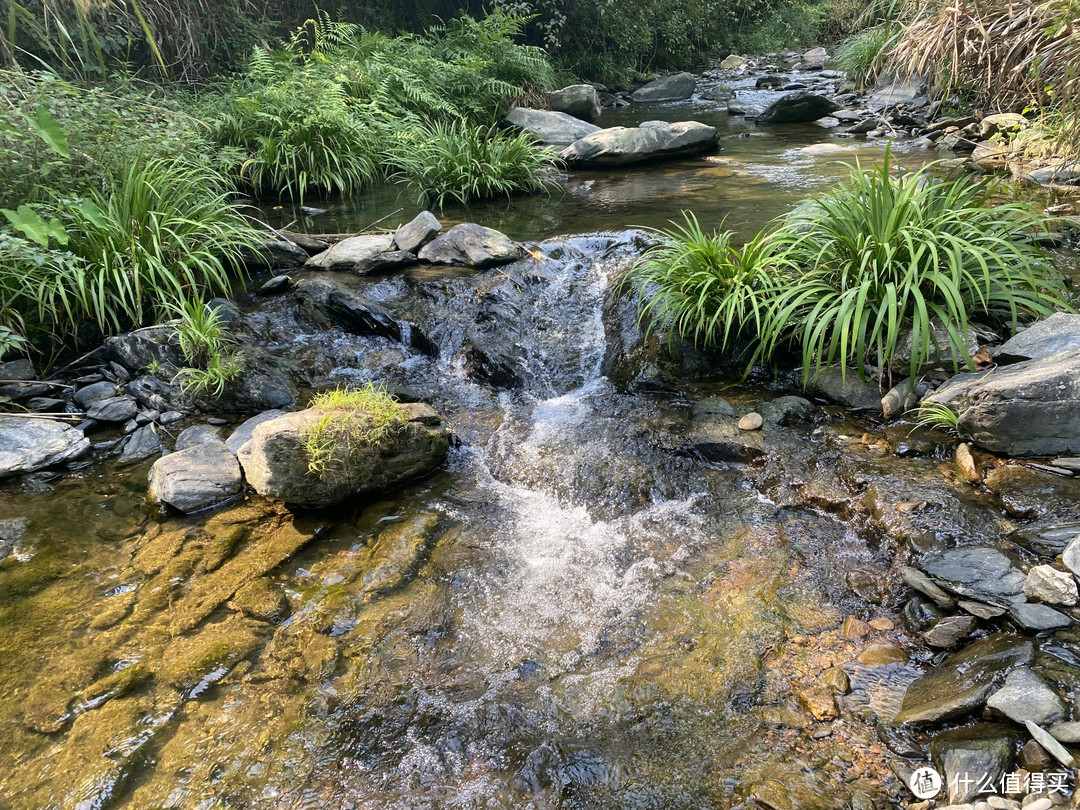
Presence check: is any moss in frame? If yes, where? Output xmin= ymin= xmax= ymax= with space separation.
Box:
xmin=82 ymin=663 xmax=153 ymax=704
xmin=131 ymin=529 xmax=189 ymax=576
xmin=200 ymin=524 xmax=251 ymax=573
xmin=361 ymin=513 xmax=441 ymax=602
xmin=230 ymin=577 xmax=289 ymax=624
xmin=158 ymin=617 xmax=264 ymax=689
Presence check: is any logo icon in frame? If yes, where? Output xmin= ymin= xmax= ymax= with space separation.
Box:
xmin=909 ymin=767 xmax=943 ymax=799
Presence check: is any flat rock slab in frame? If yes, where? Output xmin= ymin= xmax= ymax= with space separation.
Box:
xmin=919 ymin=546 xmax=1026 ymax=606
xmin=305 ymin=234 xmax=395 ymax=271
xmin=0 ymin=417 xmax=90 ymax=477
xmin=418 ymin=223 xmax=522 ymax=268
xmin=926 ymin=350 xmax=1080 ymax=457
xmin=630 ymin=72 xmax=696 ymax=102
xmin=867 ymin=75 xmax=928 ymax=110
xmin=987 ymin=668 xmax=1065 ymax=725
xmin=758 ymin=91 xmax=840 ymax=124
xmin=1009 ymin=602 xmax=1072 ymax=630
xmin=930 ymin=723 xmax=1021 ymax=805
xmin=148 ymin=442 xmax=243 ymax=513
xmin=995 ymin=312 xmax=1080 ymax=363
xmin=561 ymin=120 xmax=718 ymax=167
xmin=503 ymin=107 xmax=601 ymax=145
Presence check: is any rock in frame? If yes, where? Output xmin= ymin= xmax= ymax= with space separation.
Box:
xmin=355 ymin=250 xmax=418 ymax=276
xmin=758 ymin=92 xmax=840 ymax=124
xmin=0 ymin=358 xmax=35 ymax=381
xmin=923 ymin=615 xmax=977 ymax=648
xmin=225 ymin=410 xmax=289 ymax=455
xmin=895 ymin=634 xmax=1034 ymax=725
xmin=463 ymin=344 xmax=524 ymax=389
xmin=548 ymin=84 xmax=602 ymax=121
xmin=418 ymin=223 xmax=523 ymax=268
xmin=502 ymin=107 xmax=601 ymax=145
xmin=995 ymin=313 xmax=1080 ymax=363
xmin=902 ymin=566 xmax=958 ymax=609
xmin=821 ymin=666 xmax=850 ymax=694
xmin=1049 ymin=721 xmax=1080 ymax=743
xmin=560 ymin=120 xmax=718 ymax=167
xmin=174 ymin=424 xmax=225 ymax=451
xmin=759 ymin=396 xmax=817 ymax=425
xmin=392 ymin=211 xmax=442 ymax=254
xmin=956 ymin=443 xmax=983 ymax=484
xmin=242 ymin=239 xmax=309 ymax=269
xmin=257 ymin=275 xmax=293 ymax=296
xmin=881 ymin=381 xmax=925 ymax=420
xmin=987 ymin=668 xmax=1065 ymax=725
xmin=804 ymin=367 xmax=883 ymax=411
xmin=798 ymin=688 xmax=838 ymax=721
xmin=630 ymin=72 xmax=697 ymax=102
xmin=105 ymin=327 xmax=183 ymax=373
xmin=73 ymin=380 xmax=117 ymax=409
xmin=857 ymin=640 xmax=909 ymax=666
xmin=931 ymin=724 xmax=1021 ymax=805
xmin=296 ymin=278 xmax=409 ymax=347
xmin=1009 ymin=602 xmax=1071 ymax=631
xmin=919 ymin=546 xmax=1026 ymax=606
xmin=1016 ymin=739 xmax=1052 ymax=773
xmin=117 ymin=424 xmax=162 ymax=465
xmin=1024 ymin=565 xmax=1078 ymax=606
xmin=727 ymin=99 xmax=766 ymax=117
xmin=1064 ymin=534 xmax=1080 ymax=576
xmin=720 ymin=54 xmax=750 ymax=70
xmin=738 ymin=412 xmax=763 ymax=431
xmin=230 ymin=577 xmax=290 ymax=624
xmin=925 ymin=351 xmax=1080 ymax=456
xmin=86 ymin=395 xmax=138 ymax=423
xmin=843 ymin=615 xmax=871 ymax=639
xmin=147 ymin=442 xmax=243 ymax=513
xmin=979 ymin=113 xmax=1029 ymax=140
xmin=802 ymin=47 xmax=828 ymax=62
xmin=1025 ymin=720 xmax=1076 ymax=768
xmin=869 ymin=617 xmax=895 ymax=631
xmin=756 ymin=74 xmax=786 ymax=89
xmin=304 ymin=234 xmax=395 ymax=271
xmin=868 ymin=75 xmax=928 ymax=110
xmin=959 ymin=600 xmax=1007 ymax=619
xmin=236 ymin=404 xmax=450 ymax=508
xmin=0 ymin=416 xmax=89 ymax=477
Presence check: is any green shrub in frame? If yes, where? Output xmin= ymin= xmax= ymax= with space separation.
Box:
xmin=834 ymin=24 xmax=898 ymax=89
xmin=390 ymin=121 xmax=562 ymax=207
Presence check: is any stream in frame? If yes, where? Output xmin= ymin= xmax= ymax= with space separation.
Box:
xmin=0 ymin=95 xmax=1075 ymax=809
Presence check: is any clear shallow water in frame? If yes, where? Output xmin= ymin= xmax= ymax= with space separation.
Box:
xmin=0 ymin=100 xmax=1070 ymax=809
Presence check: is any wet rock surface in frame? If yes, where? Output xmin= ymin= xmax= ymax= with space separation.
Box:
xmin=0 ymin=416 xmax=89 ymax=477
xmin=561 ymin=120 xmax=719 ymax=167
xmin=148 ymin=442 xmax=243 ymax=513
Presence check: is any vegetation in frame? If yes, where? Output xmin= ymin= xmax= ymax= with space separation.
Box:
xmin=911 ymin=401 xmax=959 ymax=434
xmin=303 ymin=385 xmax=406 ymax=474
xmin=629 ymin=153 xmax=1072 ymax=384
xmin=169 ymin=299 xmax=245 ymax=399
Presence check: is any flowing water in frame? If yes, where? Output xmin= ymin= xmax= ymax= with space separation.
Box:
xmin=0 ymin=98 xmax=1071 ymax=808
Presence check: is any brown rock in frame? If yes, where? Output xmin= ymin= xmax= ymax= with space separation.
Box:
xmin=843 ymin=615 xmax=871 ymax=639
xmin=821 ymin=666 xmax=850 ymax=694
xmin=738 ymin=412 xmax=763 ymax=431
xmin=868 ymin=617 xmax=895 ymax=631
xmin=923 ymin=614 xmax=977 ymax=648
xmin=956 ymin=442 xmax=983 ymax=484
xmin=1016 ymin=739 xmax=1053 ymax=773
xmin=798 ymin=688 xmax=839 ymax=721
xmin=857 ymin=640 xmax=909 ymax=666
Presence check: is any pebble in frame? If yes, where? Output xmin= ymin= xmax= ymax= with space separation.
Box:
xmin=842 ymin=615 xmax=870 ymax=639
xmin=737 ymin=412 xmax=763 ymax=431
xmin=988 ymin=798 xmax=1022 ymax=810
xmin=207 ymin=417 xmax=229 ymax=426
xmin=868 ymin=617 xmax=894 ymax=631
xmin=159 ymin=411 xmax=184 ymax=424
xmin=1023 ymin=799 xmax=1052 ymax=810
xmin=1025 ymin=720 xmax=1076 ymax=768
xmin=1023 ymin=565 xmax=1077 ymax=606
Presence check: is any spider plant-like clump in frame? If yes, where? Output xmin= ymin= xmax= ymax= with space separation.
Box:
xmin=303 ymin=385 xmax=406 ymax=474
xmin=390 ymin=121 xmax=562 ymax=207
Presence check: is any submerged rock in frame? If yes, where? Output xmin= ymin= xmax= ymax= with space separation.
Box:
xmin=236 ymin=403 xmax=450 ymax=508
xmin=560 ymin=121 xmax=718 ymax=167
xmin=630 ymin=72 xmax=696 ymax=102
xmin=0 ymin=416 xmax=89 ymax=477
xmin=148 ymin=442 xmax=243 ymax=513
xmin=930 ymin=723 xmax=1021 ymax=805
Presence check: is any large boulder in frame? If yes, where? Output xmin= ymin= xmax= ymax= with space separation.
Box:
xmin=503 ymin=107 xmax=601 ymax=145
xmin=925 ymin=350 xmax=1080 ymax=456
xmin=147 ymin=442 xmax=243 ymax=513
xmin=561 ymin=120 xmax=718 ymax=167
xmin=630 ymin=72 xmax=697 ymax=102
xmin=994 ymin=312 xmax=1080 ymax=362
xmin=418 ymin=223 xmax=523 ymax=268
xmin=0 ymin=417 xmax=90 ymax=477
xmin=304 ymin=234 xmax=395 ymax=271
xmin=548 ymin=85 xmax=602 ymax=121
xmin=236 ymin=403 xmax=450 ymax=508
xmin=758 ymin=91 xmax=840 ymax=124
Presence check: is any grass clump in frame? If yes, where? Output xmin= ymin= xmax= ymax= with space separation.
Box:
xmin=303 ymin=385 xmax=406 ymax=474
xmin=390 ymin=121 xmax=562 ymax=207
xmin=910 ymin=401 xmax=959 ymax=434
xmin=629 ymin=151 xmax=1073 ymax=384
xmin=169 ymin=299 xmax=245 ymax=399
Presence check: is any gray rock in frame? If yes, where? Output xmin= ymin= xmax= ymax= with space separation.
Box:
xmin=920 ymin=546 xmax=1026 ymax=606
xmin=148 ymin=442 xmax=243 ymax=513
xmin=502 ymin=107 xmax=601 ymax=145
xmin=226 ymin=410 xmax=289 ymax=455
xmin=118 ymin=424 xmax=162 ymax=465
xmin=304 ymin=234 xmax=395 ymax=271
xmin=257 ymin=275 xmax=293 ymax=296
xmin=296 ymin=278 xmax=403 ymax=343
xmin=987 ymin=668 xmax=1065 ymax=725
xmin=868 ymin=75 xmax=929 ymax=110
xmin=1048 ymin=720 xmax=1080 ymax=743
xmin=0 ymin=358 xmax=35 ymax=381
xmin=804 ymin=367 xmax=883 ymax=410
xmin=902 ymin=566 xmax=958 ymax=609
xmin=758 ymin=92 xmax=840 ymax=124
xmin=0 ymin=417 xmax=90 ymax=477
xmin=1024 ymin=564 xmax=1078 ymax=606
xmin=630 ymin=72 xmax=697 ymax=102
xmin=73 ymin=380 xmax=118 ymax=409
xmin=86 ymin=395 xmax=139 ymax=423
xmin=727 ymin=99 xmax=766 ymax=117
xmin=995 ymin=313 xmax=1080 ymax=363
xmin=759 ymin=396 xmax=817 ymax=425
xmin=418 ymin=223 xmax=522 ymax=268
xmin=174 ymin=424 xmax=225 ymax=451
xmin=561 ymin=121 xmax=718 ymax=167
xmin=236 ymin=403 xmax=450 ymax=508
xmin=355 ymin=250 xmax=418 ymax=276
xmin=548 ymin=84 xmax=602 ymax=121
xmin=392 ymin=211 xmax=442 ymax=254
xmin=931 ymin=724 xmax=1021 ymax=804
xmin=1025 ymin=164 xmax=1080 ymax=185
xmin=1026 ymin=721 xmax=1076 ymax=768
xmin=894 ymin=634 xmax=1034 ymax=725
xmin=0 ymin=517 xmax=27 ymax=563
xmin=720 ymin=54 xmax=750 ymax=70
xmin=923 ymin=614 xmax=977 ymax=648
xmin=1063 ymin=534 xmax=1080 ymax=576
xmin=241 ymin=239 xmax=309 ymax=269
xmin=105 ymin=327 xmax=183 ymax=372
xmin=464 ymin=344 xmax=524 ymax=389
xmin=1009 ymin=602 xmax=1071 ymax=631
xmin=160 ymin=410 xmax=183 ymax=424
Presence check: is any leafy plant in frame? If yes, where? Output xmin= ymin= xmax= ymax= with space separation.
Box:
xmin=627 ymin=212 xmax=782 ymax=354
xmin=834 ymin=24 xmax=898 ymax=89
xmin=172 ymin=350 xmax=245 ymax=398
xmin=303 ymin=385 xmax=406 ymax=474
xmin=170 ymin=298 xmax=233 ymax=368
xmin=910 ymin=400 xmax=959 ymax=434
xmin=390 ymin=120 xmax=562 ymax=207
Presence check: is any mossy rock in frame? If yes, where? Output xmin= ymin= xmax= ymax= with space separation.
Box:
xmin=230 ymin=577 xmax=290 ymax=624
xmin=158 ymin=617 xmax=264 ymax=690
